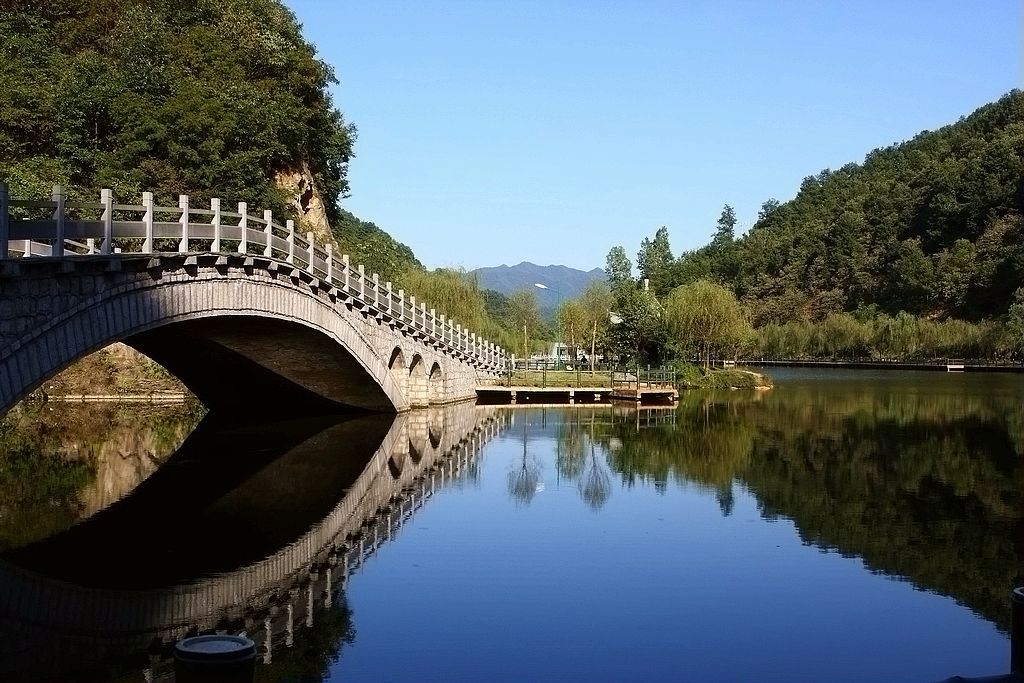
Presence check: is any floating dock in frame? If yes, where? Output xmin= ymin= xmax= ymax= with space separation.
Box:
xmin=476 ymin=386 xmax=678 ymax=405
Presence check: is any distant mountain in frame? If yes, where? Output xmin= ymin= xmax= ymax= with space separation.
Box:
xmin=472 ymin=262 xmax=606 ymax=314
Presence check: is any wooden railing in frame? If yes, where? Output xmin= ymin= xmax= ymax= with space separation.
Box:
xmin=0 ymin=184 xmax=507 ymax=370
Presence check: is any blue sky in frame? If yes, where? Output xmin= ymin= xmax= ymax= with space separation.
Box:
xmin=286 ymin=1 xmax=1020 ymax=272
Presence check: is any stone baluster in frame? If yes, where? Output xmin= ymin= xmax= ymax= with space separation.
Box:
xmin=420 ymin=302 xmax=427 ymax=331
xmin=177 ymin=194 xmax=189 ymax=253
xmin=52 ymin=185 xmax=65 ymax=256
xmin=342 ymin=254 xmax=350 ymax=291
xmin=409 ymin=296 xmax=417 ymax=326
xmin=286 ymin=219 xmax=295 ymax=264
xmin=237 ymin=202 xmax=248 ymax=253
xmin=372 ymin=273 xmax=380 ymax=308
xmin=210 ymin=198 xmax=222 ymax=252
xmin=142 ymin=191 xmax=154 ymax=253
xmin=86 ymin=238 xmax=95 ymax=254
xmin=0 ymin=181 xmax=8 ymax=257
xmin=398 ymin=289 xmax=406 ymax=320
xmin=306 ymin=232 xmax=315 ymax=273
xmin=430 ymin=309 xmax=436 ymax=338
xmin=263 ymin=210 xmax=273 ymax=257
xmin=358 ymin=264 xmax=365 ymax=299
xmin=326 ymin=243 xmax=334 ymax=281
xmin=385 ymin=281 xmax=393 ymax=315
xmin=100 ymin=188 xmax=113 ymax=255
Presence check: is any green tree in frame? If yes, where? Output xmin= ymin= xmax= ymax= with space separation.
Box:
xmin=507 ymin=289 xmax=542 ymax=359
xmin=579 ymin=281 xmax=615 ymax=369
xmin=605 ymin=246 xmax=633 ymax=294
xmin=664 ymin=280 xmax=750 ymax=367
xmin=557 ymin=299 xmax=588 ymax=361
xmin=712 ymin=205 xmax=737 ymax=247
xmin=637 ymin=226 xmax=674 ymax=295
xmin=608 ymin=285 xmax=663 ymax=364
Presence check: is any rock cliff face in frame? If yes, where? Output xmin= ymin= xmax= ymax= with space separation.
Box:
xmin=274 ymin=163 xmax=335 ymax=248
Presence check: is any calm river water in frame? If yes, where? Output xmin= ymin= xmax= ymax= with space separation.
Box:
xmin=0 ymin=368 xmax=1021 ymax=682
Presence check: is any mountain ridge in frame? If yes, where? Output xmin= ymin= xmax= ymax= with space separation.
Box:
xmin=471 ymin=262 xmax=606 ymax=313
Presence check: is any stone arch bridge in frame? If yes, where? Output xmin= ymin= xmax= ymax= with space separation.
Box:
xmin=0 ymin=185 xmax=506 ymax=414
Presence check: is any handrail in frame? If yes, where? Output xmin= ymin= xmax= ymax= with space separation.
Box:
xmin=0 ymin=183 xmax=507 ymax=370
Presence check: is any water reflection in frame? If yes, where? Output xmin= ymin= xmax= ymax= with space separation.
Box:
xmin=0 ymin=401 xmax=504 ymax=682
xmin=545 ymin=372 xmax=1024 ymax=631
xmin=0 ymin=401 xmax=203 ymax=551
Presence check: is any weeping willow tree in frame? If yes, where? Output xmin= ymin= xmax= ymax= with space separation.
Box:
xmin=398 ymin=268 xmax=519 ymax=353
xmin=508 ymin=418 xmax=542 ymax=506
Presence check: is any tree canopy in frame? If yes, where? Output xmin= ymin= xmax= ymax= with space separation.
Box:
xmin=0 ymin=0 xmax=355 ymax=224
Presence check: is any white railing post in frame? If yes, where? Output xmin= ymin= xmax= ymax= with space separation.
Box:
xmin=86 ymin=238 xmax=95 ymax=254
xmin=22 ymin=240 xmax=31 ymax=257
xmin=306 ymin=232 xmax=315 ymax=273
xmin=100 ymin=188 xmax=113 ymax=254
xmin=420 ymin=303 xmax=427 ymax=332
xmin=357 ymin=264 xmax=365 ymax=299
xmin=286 ymin=219 xmax=295 ymax=264
xmin=342 ymin=254 xmax=350 ymax=291
xmin=385 ymin=281 xmax=393 ymax=315
xmin=211 ymin=198 xmax=222 ymax=252
xmin=430 ymin=309 xmax=436 ymax=337
xmin=177 ymin=194 xmax=189 ymax=253
xmin=237 ymin=202 xmax=248 ymax=253
xmin=439 ymin=315 xmax=446 ymax=342
xmin=263 ymin=210 xmax=273 ymax=257
xmin=0 ymin=181 xmax=10 ymax=257
xmin=326 ymin=243 xmax=334 ymax=281
xmin=142 ymin=191 xmax=154 ymax=252
xmin=372 ymin=273 xmax=380 ymax=307
xmin=457 ymin=324 xmax=463 ymax=351
xmin=398 ymin=289 xmax=406 ymax=320
xmin=409 ymin=296 xmax=417 ymax=326
xmin=51 ymin=185 xmax=65 ymax=256
xmin=471 ymin=332 xmax=477 ymax=357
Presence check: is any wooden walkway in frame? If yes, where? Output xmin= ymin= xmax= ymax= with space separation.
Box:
xmin=476 ymin=385 xmax=678 ymax=404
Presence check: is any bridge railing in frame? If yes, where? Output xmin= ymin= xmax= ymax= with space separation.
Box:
xmin=0 ymin=183 xmax=507 ymax=370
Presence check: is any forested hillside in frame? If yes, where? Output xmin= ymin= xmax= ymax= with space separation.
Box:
xmin=661 ymin=91 xmax=1023 ymax=323
xmin=0 ymin=0 xmax=421 ymax=279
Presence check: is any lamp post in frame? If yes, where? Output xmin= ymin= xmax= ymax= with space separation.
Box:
xmin=534 ymin=282 xmax=560 ymax=370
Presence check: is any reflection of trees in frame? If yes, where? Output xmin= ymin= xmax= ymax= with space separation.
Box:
xmin=555 ymin=414 xmax=613 ymax=510
xmin=508 ymin=418 xmax=542 ymax=506
xmin=600 ymin=392 xmax=756 ymax=495
xmin=580 ymin=442 xmax=612 ymax=510
xmin=587 ymin=378 xmax=1024 ymax=631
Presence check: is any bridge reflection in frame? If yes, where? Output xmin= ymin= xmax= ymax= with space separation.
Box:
xmin=0 ymin=401 xmax=505 ymax=682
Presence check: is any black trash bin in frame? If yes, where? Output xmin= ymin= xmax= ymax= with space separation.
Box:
xmin=174 ymin=634 xmax=256 ymax=683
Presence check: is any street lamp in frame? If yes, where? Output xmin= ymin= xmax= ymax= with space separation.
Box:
xmin=534 ymin=282 xmax=560 ymax=368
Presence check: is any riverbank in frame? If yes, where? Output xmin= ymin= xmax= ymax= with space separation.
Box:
xmin=676 ymin=364 xmax=774 ymax=390
xmin=27 ymin=344 xmax=189 ymax=401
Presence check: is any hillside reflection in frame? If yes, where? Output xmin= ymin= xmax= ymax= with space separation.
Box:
xmin=0 ymin=402 xmax=204 ymax=551
xmin=552 ymin=375 xmax=1024 ymax=630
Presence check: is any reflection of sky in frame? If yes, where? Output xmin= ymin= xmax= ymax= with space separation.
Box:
xmin=332 ymin=406 xmax=1007 ymax=683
